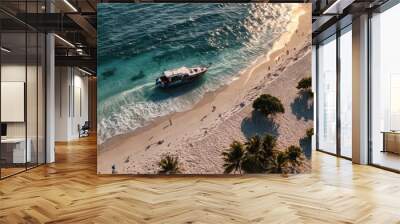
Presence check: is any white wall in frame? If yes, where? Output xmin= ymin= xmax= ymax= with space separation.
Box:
xmin=72 ymin=73 xmax=89 ymax=138
xmin=1 ymin=64 xmax=25 ymax=81
xmin=312 ymin=45 xmax=316 ymax=150
xmin=1 ymin=64 xmax=26 ymax=138
xmin=1 ymin=64 xmax=42 ymax=137
xmin=55 ymin=67 xmax=89 ymax=141
xmin=55 ymin=66 xmax=69 ymax=141
xmin=1 ymin=63 xmax=47 ymax=164
xmin=1 ymin=82 xmax=25 ymax=122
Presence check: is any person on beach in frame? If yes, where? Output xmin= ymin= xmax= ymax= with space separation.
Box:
xmin=112 ymin=164 xmax=116 ymax=174
xmin=169 ymin=118 xmax=172 ymax=126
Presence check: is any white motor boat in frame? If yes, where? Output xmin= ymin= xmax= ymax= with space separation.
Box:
xmin=156 ymin=66 xmax=208 ymax=88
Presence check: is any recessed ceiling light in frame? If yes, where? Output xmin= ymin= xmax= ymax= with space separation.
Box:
xmin=63 ymin=0 xmax=78 ymax=12
xmin=54 ymin=34 xmax=75 ymax=48
xmin=1 ymin=47 xmax=11 ymax=53
xmin=323 ymin=0 xmax=355 ymax=15
xmin=78 ymin=67 xmax=93 ymax=76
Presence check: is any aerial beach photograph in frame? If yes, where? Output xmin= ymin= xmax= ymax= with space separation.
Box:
xmin=97 ymin=3 xmax=313 ymax=174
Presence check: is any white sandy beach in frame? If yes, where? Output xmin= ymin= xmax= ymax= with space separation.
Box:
xmin=98 ymin=5 xmax=313 ymax=174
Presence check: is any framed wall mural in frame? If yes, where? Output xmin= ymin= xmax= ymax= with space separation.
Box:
xmin=97 ymin=3 xmax=313 ymax=175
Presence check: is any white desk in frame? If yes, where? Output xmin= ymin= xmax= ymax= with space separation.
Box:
xmin=382 ymin=131 xmax=400 ymax=154
xmin=1 ymin=138 xmax=31 ymax=163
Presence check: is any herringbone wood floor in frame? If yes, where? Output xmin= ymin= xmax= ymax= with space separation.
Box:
xmin=1 ymin=135 xmax=400 ymax=224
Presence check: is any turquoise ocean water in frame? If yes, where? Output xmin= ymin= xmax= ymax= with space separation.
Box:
xmin=98 ymin=3 xmax=294 ymax=143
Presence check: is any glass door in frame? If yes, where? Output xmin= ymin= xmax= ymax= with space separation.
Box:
xmin=0 ymin=1 xmax=47 ymax=179
xmin=370 ymin=3 xmax=400 ymax=171
xmin=1 ymin=31 xmax=28 ymax=178
xmin=27 ymin=30 xmax=38 ymax=169
xmin=339 ymin=25 xmax=352 ymax=158
xmin=317 ymin=35 xmax=337 ymax=155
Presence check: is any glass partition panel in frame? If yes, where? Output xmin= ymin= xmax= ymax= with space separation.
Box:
xmin=339 ymin=26 xmax=352 ymax=158
xmin=38 ymin=33 xmax=45 ymax=165
xmin=27 ymin=31 xmax=38 ymax=169
xmin=317 ymin=35 xmax=337 ymax=154
xmin=1 ymin=31 xmax=27 ymax=177
xmin=0 ymin=1 xmax=46 ymax=179
xmin=371 ymin=4 xmax=400 ymax=171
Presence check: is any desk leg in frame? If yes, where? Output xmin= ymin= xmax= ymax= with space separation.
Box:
xmin=382 ymin=133 xmax=386 ymax=153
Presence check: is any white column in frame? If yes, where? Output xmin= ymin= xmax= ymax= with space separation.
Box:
xmin=46 ymin=32 xmax=55 ymax=163
xmin=54 ymin=67 xmax=73 ymax=141
xmin=352 ymin=14 xmax=369 ymax=164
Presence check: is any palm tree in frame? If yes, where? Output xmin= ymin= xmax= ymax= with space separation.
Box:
xmin=158 ymin=154 xmax=181 ymax=174
xmin=261 ymin=134 xmax=276 ymax=158
xmin=222 ymin=141 xmax=245 ymax=174
xmin=296 ymin=77 xmax=312 ymax=90
xmin=271 ymin=151 xmax=288 ymax=173
xmin=259 ymin=134 xmax=277 ymax=170
xmin=245 ymin=135 xmax=262 ymax=154
xmin=242 ymin=136 xmax=265 ymax=173
xmin=306 ymin=128 xmax=313 ymax=138
xmin=252 ymin=94 xmax=285 ymax=117
xmin=285 ymin=145 xmax=304 ymax=173
xmin=222 ymin=135 xmax=305 ymax=174
xmin=297 ymin=77 xmax=313 ymax=98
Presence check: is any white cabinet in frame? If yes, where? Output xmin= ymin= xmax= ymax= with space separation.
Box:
xmin=1 ymin=138 xmax=32 ymax=163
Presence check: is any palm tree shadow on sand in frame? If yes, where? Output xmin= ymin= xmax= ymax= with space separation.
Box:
xmin=290 ymin=91 xmax=313 ymax=121
xmin=241 ymin=110 xmax=279 ymax=139
xmin=147 ymin=77 xmax=206 ymax=102
xmin=299 ymin=137 xmax=312 ymax=159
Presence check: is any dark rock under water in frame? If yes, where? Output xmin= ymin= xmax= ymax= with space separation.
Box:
xmin=131 ymin=70 xmax=146 ymax=82
xmin=102 ymin=68 xmax=117 ymax=79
